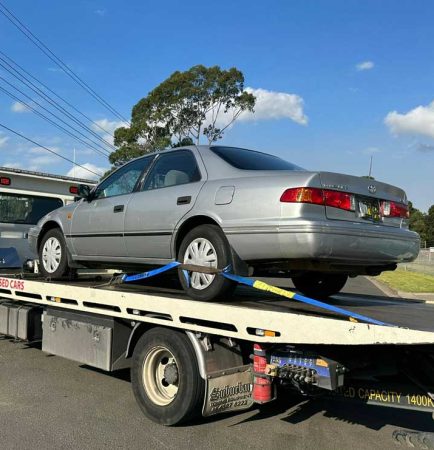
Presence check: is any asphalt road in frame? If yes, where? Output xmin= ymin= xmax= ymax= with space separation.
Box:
xmin=1 ymin=277 xmax=434 ymax=450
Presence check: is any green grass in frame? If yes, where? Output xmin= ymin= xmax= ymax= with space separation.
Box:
xmin=377 ymin=270 xmax=434 ymax=293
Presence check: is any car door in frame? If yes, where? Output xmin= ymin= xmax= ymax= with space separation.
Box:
xmin=70 ymin=157 xmax=153 ymax=258
xmin=124 ymin=149 xmax=206 ymax=260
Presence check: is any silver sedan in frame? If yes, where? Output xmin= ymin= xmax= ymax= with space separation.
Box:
xmin=29 ymin=145 xmax=420 ymax=300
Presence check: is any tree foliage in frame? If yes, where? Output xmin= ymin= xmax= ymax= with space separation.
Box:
xmin=110 ymin=65 xmax=255 ymax=168
xmin=408 ymin=201 xmax=434 ymax=246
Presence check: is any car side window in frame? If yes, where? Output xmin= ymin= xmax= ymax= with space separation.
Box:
xmin=94 ymin=157 xmax=152 ymax=199
xmin=142 ymin=151 xmax=200 ymax=191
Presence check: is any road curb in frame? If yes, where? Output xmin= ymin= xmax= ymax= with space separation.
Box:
xmin=367 ymin=277 xmax=401 ymax=298
xmin=367 ymin=276 xmax=434 ymax=304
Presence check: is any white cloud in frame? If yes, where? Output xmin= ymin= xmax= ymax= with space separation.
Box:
xmin=31 ymin=155 xmax=60 ymax=166
xmin=0 ymin=134 xmax=9 ymax=148
xmin=356 ymin=61 xmax=374 ymax=71
xmin=92 ymin=119 xmax=127 ymax=134
xmin=28 ymin=146 xmax=58 ymax=155
xmin=66 ymin=162 xmax=106 ymax=180
xmin=385 ymin=100 xmax=434 ymax=139
xmin=240 ymin=87 xmax=308 ymax=125
xmin=208 ymin=87 xmax=308 ymax=130
xmin=11 ymin=101 xmax=31 ymax=113
xmin=27 ymin=147 xmax=64 ymax=167
xmin=95 ymin=8 xmax=107 ymax=16
xmin=91 ymin=119 xmax=128 ymax=145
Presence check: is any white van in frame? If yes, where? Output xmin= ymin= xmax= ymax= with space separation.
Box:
xmin=0 ymin=167 xmax=97 ymax=269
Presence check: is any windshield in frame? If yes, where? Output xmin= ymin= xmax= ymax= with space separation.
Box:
xmin=210 ymin=146 xmax=304 ymax=171
xmin=0 ymin=193 xmax=63 ymax=225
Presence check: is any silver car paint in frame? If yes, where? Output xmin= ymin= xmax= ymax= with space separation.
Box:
xmin=123 ymin=147 xmax=208 ymax=259
xmin=29 ymin=145 xmax=420 ymax=272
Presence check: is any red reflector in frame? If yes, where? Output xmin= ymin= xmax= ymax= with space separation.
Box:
xmin=323 ymin=190 xmax=355 ymax=211
xmin=69 ymin=186 xmax=78 ymax=195
xmin=0 ymin=177 xmax=11 ymax=185
xmin=388 ymin=201 xmax=409 ymax=218
xmin=280 ymin=187 xmax=324 ymax=205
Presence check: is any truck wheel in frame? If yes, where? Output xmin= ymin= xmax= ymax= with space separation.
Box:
xmin=178 ymin=224 xmax=236 ymax=301
xmin=131 ymin=327 xmax=204 ymax=426
xmin=39 ymin=228 xmax=70 ymax=279
xmin=292 ymin=272 xmax=348 ymax=298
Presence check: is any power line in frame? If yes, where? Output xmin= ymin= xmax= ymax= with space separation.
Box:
xmin=0 ymin=122 xmax=102 ymax=177
xmin=0 ymin=83 xmax=110 ymax=158
xmin=0 ymin=56 xmax=117 ymax=152
xmin=0 ymin=1 xmax=130 ymax=124
xmin=0 ymin=75 xmax=111 ymax=156
xmin=0 ymin=49 xmax=117 ymax=137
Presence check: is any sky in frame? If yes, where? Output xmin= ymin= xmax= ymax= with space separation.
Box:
xmin=0 ymin=0 xmax=433 ymax=211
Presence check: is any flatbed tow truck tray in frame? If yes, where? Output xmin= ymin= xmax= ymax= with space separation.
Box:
xmin=2 ymin=273 xmax=434 ymax=425
xmin=1 ymin=274 xmax=434 ymax=344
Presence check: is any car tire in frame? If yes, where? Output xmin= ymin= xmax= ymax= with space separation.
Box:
xmin=292 ymin=272 xmax=348 ymax=298
xmin=131 ymin=327 xmax=204 ymax=426
xmin=178 ymin=224 xmax=236 ymax=301
xmin=38 ymin=228 xmax=70 ymax=279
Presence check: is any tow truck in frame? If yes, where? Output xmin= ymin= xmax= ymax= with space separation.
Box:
xmin=1 ymin=265 xmax=434 ymax=426
xmin=0 ymin=166 xmax=97 ymax=269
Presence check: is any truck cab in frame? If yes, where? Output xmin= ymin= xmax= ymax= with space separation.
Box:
xmin=0 ymin=167 xmax=97 ymax=270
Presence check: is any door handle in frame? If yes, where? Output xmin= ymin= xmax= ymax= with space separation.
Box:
xmin=113 ymin=205 xmax=124 ymax=213
xmin=177 ymin=196 xmax=191 ymax=205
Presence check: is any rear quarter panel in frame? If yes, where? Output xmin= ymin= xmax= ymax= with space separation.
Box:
xmin=186 ymin=171 xmax=323 ymax=260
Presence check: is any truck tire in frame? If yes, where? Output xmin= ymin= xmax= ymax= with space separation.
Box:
xmin=292 ymin=272 xmax=348 ymax=298
xmin=131 ymin=327 xmax=204 ymax=426
xmin=178 ymin=224 xmax=236 ymax=301
xmin=38 ymin=228 xmax=70 ymax=279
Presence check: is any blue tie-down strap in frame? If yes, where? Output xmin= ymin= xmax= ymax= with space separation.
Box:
xmin=221 ymin=270 xmax=393 ymax=327
xmin=118 ymin=261 xmax=393 ymax=327
xmin=0 ymin=247 xmax=22 ymax=269
xmin=121 ymin=261 xmax=181 ymax=283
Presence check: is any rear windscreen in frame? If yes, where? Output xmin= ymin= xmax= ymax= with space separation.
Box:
xmin=210 ymin=146 xmax=304 ymax=171
xmin=0 ymin=193 xmax=63 ymax=224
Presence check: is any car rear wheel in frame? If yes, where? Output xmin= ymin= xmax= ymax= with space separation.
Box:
xmin=39 ymin=228 xmax=70 ymax=279
xmin=292 ymin=272 xmax=348 ymax=298
xmin=178 ymin=224 xmax=236 ymax=301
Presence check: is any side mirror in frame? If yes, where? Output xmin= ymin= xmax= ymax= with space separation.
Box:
xmin=77 ymin=184 xmax=93 ymax=201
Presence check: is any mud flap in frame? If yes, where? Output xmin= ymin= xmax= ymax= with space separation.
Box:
xmin=202 ymin=365 xmax=254 ymax=417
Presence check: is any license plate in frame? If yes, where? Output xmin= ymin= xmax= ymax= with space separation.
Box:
xmin=358 ymin=197 xmax=381 ymax=221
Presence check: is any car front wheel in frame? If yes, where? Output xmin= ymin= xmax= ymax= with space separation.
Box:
xmin=39 ymin=228 xmax=70 ymax=279
xmin=178 ymin=224 xmax=236 ymax=301
xmin=292 ymin=272 xmax=348 ymax=298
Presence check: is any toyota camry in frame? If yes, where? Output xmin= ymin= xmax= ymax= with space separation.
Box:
xmin=29 ymin=145 xmax=420 ymax=300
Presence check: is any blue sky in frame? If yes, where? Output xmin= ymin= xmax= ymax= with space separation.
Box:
xmin=0 ymin=0 xmax=433 ymax=211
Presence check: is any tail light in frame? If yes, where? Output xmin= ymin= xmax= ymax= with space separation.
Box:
xmin=0 ymin=177 xmax=11 ymax=185
xmin=381 ymin=201 xmax=409 ymax=218
xmin=280 ymin=187 xmax=355 ymax=212
xmin=69 ymin=186 xmax=78 ymax=195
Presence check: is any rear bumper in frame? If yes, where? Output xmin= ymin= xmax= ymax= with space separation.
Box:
xmin=224 ymin=220 xmax=420 ymax=266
